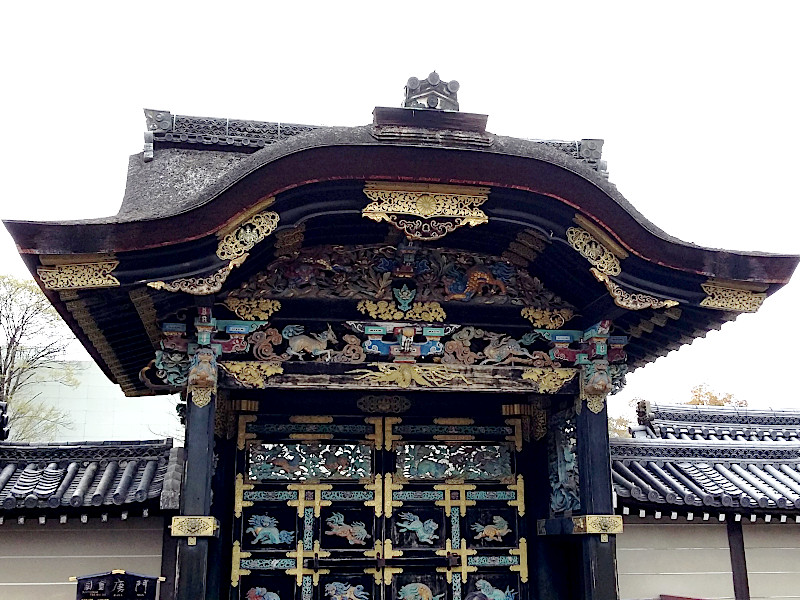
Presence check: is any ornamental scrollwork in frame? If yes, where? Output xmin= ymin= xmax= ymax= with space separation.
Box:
xmin=347 ymin=363 xmax=472 ymax=389
xmin=148 ymin=255 xmax=247 ymax=295
xmin=521 ymin=368 xmax=577 ymax=393
xmin=699 ymin=281 xmax=766 ymax=313
xmin=223 ymin=298 xmax=281 ymax=320
xmin=216 ymin=211 xmax=280 ymax=261
xmin=357 ymin=299 xmax=446 ymax=322
xmin=220 ymin=361 xmax=284 ymax=387
xmin=38 ymin=261 xmax=120 ymax=290
xmin=591 ymin=269 xmax=678 ymax=310
xmin=362 ymin=182 xmax=489 ymax=240
xmin=566 ymin=227 xmax=621 ymax=276
xmin=442 ymin=327 xmax=551 ymax=366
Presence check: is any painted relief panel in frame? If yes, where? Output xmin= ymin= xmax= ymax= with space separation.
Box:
xmin=248 ymin=443 xmax=372 ymax=481
xmin=397 ymin=444 xmax=512 ymax=481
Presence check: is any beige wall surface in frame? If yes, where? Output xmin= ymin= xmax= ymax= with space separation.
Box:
xmin=617 ymin=519 xmax=735 ymax=600
xmin=0 ymin=517 xmax=164 ymax=600
xmin=743 ymin=521 xmax=800 ymax=600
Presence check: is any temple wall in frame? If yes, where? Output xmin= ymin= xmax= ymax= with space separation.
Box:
xmin=617 ymin=518 xmax=735 ymax=599
xmin=742 ymin=521 xmax=800 ymax=599
xmin=0 ymin=517 xmax=164 ymax=600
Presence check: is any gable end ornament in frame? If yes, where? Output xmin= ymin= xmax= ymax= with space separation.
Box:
xmin=700 ymin=280 xmax=767 ymax=313
xmin=362 ymin=182 xmax=489 ymax=241
xmin=566 ymin=227 xmax=621 ymax=276
xmin=148 ymin=255 xmax=247 ymax=295
xmin=216 ymin=210 xmax=280 ymax=261
xmin=38 ymin=261 xmax=120 ymax=290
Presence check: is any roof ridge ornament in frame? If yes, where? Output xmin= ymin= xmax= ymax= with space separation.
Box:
xmin=404 ymin=72 xmax=460 ymax=111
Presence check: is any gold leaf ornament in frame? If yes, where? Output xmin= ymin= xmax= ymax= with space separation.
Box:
xmin=220 ymin=361 xmax=283 ymax=387
xmin=521 ymin=368 xmax=578 ymax=393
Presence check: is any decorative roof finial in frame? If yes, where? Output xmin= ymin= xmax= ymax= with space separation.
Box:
xmin=404 ymin=72 xmax=460 ymax=111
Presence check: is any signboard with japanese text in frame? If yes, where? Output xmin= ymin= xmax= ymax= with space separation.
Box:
xmin=74 ymin=571 xmax=158 ymax=600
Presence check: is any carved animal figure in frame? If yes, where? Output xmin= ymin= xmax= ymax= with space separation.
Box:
xmin=480 ymin=334 xmax=535 ymax=365
xmin=247 ymin=588 xmax=280 ymax=600
xmin=471 ymin=516 xmax=512 ymax=542
xmin=246 ymin=514 xmax=294 ymax=545
xmin=443 ymin=265 xmax=508 ymax=301
xmin=282 ymin=324 xmax=337 ymax=361
xmin=475 ymin=580 xmax=516 ymax=600
xmin=322 ymin=449 xmax=352 ymax=474
xmin=397 ymin=583 xmax=444 ymax=600
xmin=324 ymin=582 xmax=370 ymax=600
xmin=397 ymin=512 xmax=439 ymax=544
xmin=266 ymin=453 xmax=302 ymax=474
xmin=325 ymin=512 xmax=371 ymax=545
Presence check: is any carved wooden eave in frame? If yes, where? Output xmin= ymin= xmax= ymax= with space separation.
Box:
xmin=4 ymin=106 xmax=798 ymax=395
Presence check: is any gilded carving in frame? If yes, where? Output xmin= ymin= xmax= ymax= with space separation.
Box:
xmin=216 ymin=211 xmax=280 ymax=261
xmin=572 ymin=515 xmax=623 ymax=535
xmin=521 ymin=368 xmax=578 ymax=393
xmin=38 ymin=261 xmax=120 ymax=290
xmin=509 ymin=538 xmax=529 ymax=583
xmin=223 ymin=298 xmax=281 ymax=320
xmin=591 ymin=269 xmax=679 ymax=310
xmin=191 ymin=388 xmax=213 ymax=407
xmin=566 ymin=227 xmax=621 ymax=276
xmin=234 ymin=473 xmax=254 ymax=517
xmin=520 ymin=307 xmax=574 ymax=329
xmin=231 ymin=541 xmax=251 ymax=587
xmin=363 ymin=182 xmax=489 ymax=240
xmin=357 ymin=299 xmax=446 ymax=322
xmin=148 ymin=255 xmax=247 ymax=295
xmin=348 ymin=363 xmax=471 ymax=389
xmin=221 ymin=361 xmax=284 ymax=387
xmin=700 ymin=281 xmax=766 ymax=312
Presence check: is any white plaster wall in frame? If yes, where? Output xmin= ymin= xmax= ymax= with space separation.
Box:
xmin=617 ymin=518 xmax=735 ymax=600
xmin=0 ymin=517 xmax=164 ymax=600
xmin=743 ymin=521 xmax=800 ymax=600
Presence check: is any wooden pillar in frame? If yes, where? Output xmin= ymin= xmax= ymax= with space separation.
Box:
xmin=576 ymin=400 xmax=618 ymax=600
xmin=727 ymin=519 xmax=750 ymax=600
xmin=175 ymin=391 xmax=216 ymax=600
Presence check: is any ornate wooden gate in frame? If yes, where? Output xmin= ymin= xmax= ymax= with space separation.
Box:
xmin=232 ymin=413 xmax=528 ymax=600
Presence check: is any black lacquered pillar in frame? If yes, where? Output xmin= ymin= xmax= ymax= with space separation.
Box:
xmin=576 ymin=399 xmax=618 ymax=600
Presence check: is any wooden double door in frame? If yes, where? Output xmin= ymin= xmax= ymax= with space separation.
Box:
xmin=232 ymin=412 xmax=529 ymax=600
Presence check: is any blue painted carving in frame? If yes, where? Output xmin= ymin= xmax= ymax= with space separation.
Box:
xmin=467 ymin=556 xmax=520 ymax=566
xmin=325 ymin=512 xmax=371 ymax=546
xmin=398 ymin=444 xmax=512 ymax=480
xmin=243 ymin=490 xmax=298 ymax=502
xmin=324 ymin=582 xmax=370 ymax=600
xmin=246 ymin=514 xmax=294 ymax=545
xmin=282 ymin=325 xmax=337 ymax=361
xmin=474 ymin=580 xmax=516 ymax=600
xmin=248 ymin=443 xmax=372 ymax=481
xmin=154 ymin=350 xmax=190 ymax=386
xmin=350 ymin=322 xmax=455 ymax=360
xmin=246 ymin=588 xmax=281 ymax=600
xmin=398 ymin=583 xmax=444 ymax=600
xmin=548 ymin=408 xmax=581 ymax=514
xmin=303 ymin=507 xmax=314 ymax=551
xmin=471 ymin=516 xmax=511 ymax=542
xmin=241 ymin=558 xmax=296 ymax=570
xmin=394 ymin=284 xmax=416 ymax=311
xmin=397 ymin=512 xmax=439 ymax=544
xmin=451 ymin=508 xmax=460 ymax=546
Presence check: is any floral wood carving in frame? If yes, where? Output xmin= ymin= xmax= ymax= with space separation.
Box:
xmin=566 ymin=227 xmax=621 ymax=276
xmin=216 ymin=211 xmax=280 ymax=261
xmin=38 ymin=261 xmax=120 ymax=290
xmin=357 ymin=299 xmax=446 ymax=322
xmin=362 ymin=182 xmax=489 ymax=240
xmin=591 ymin=269 xmax=678 ymax=310
xmin=220 ymin=361 xmax=284 ymax=387
xmin=148 ymin=255 xmax=247 ymax=295
xmin=347 ymin=363 xmax=472 ymax=388
xmin=521 ymin=368 xmax=577 ymax=393
xmin=520 ymin=307 xmax=574 ymax=329
xmin=226 ymin=244 xmax=574 ymax=313
xmin=223 ymin=298 xmax=281 ymax=320
xmin=700 ymin=281 xmax=766 ymax=313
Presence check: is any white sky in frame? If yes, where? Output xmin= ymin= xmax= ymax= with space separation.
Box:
xmin=1 ymin=2 xmax=799 ymax=419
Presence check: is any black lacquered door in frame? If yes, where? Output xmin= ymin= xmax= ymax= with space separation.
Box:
xmin=232 ymin=414 xmax=528 ymax=600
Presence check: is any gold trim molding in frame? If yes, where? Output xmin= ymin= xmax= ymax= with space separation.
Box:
xmin=221 ymin=361 xmax=284 ymax=387
xmin=231 ymin=541 xmax=251 ymax=587
xmin=223 ymin=297 xmax=281 ymax=320
xmin=521 ymin=368 xmax=577 ymax=393
xmin=509 ymin=538 xmax=529 ymax=583
xmin=566 ymin=227 xmax=621 ymax=276
xmin=38 ymin=261 xmax=120 ymax=290
xmin=700 ymin=281 xmax=766 ymax=313
xmin=216 ymin=211 xmax=280 ymax=261
xmin=591 ymin=269 xmax=679 ymax=310
xmin=148 ymin=255 xmax=247 ymax=295
xmin=572 ymin=515 xmax=623 ymax=535
xmin=363 ymin=182 xmax=489 ymax=241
